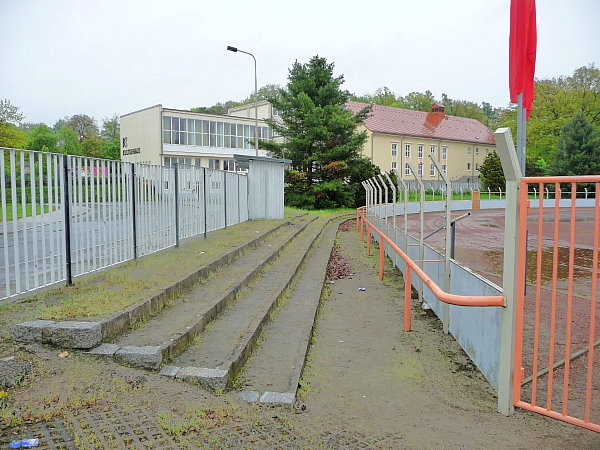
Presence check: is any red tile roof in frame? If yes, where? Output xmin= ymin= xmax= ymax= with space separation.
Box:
xmin=346 ymin=101 xmax=495 ymax=145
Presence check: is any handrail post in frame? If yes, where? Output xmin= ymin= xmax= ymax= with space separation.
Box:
xmin=495 ymin=127 xmax=523 ymax=416
xmin=429 ymin=155 xmax=452 ymax=333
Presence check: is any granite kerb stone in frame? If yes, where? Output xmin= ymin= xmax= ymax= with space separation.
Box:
xmin=42 ymin=321 xmax=102 ymax=349
xmin=114 ymin=346 xmax=163 ymax=370
xmin=100 ymin=311 xmax=130 ymax=341
xmin=259 ymin=391 xmax=296 ymax=406
xmin=176 ymin=366 xmax=229 ymax=390
xmin=12 ymin=320 xmax=55 ymax=344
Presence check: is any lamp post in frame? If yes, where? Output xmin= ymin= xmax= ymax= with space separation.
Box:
xmin=227 ymin=45 xmax=259 ymax=156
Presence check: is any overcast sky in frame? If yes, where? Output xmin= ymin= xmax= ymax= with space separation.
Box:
xmin=1 ymin=0 xmax=598 ymax=126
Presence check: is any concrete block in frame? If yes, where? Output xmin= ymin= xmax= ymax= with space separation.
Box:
xmin=127 ymin=301 xmax=151 ymax=324
xmin=176 ymin=367 xmax=229 ymax=390
xmin=259 ymin=391 xmax=296 ymax=406
xmin=239 ymin=390 xmax=260 ymax=403
xmin=114 ymin=346 xmax=163 ymax=370
xmin=158 ymin=365 xmax=181 ymax=378
xmin=43 ymin=321 xmax=102 ymax=349
xmin=87 ymin=343 xmax=120 ymax=357
xmin=100 ymin=312 xmax=129 ymax=340
xmin=12 ymin=320 xmax=55 ymax=343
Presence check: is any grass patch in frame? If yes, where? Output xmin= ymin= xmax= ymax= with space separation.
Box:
xmin=0 ymin=204 xmax=51 ymax=221
xmin=285 ymin=206 xmax=354 ymax=218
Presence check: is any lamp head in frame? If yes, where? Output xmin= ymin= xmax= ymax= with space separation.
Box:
xmin=227 ymin=45 xmax=238 ymax=52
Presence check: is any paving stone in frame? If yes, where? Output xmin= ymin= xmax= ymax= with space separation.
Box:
xmin=0 ymin=357 xmax=31 ymax=388
xmin=114 ymin=346 xmax=163 ymax=370
xmin=42 ymin=321 xmax=102 ymax=349
xmin=175 ymin=366 xmax=229 ymax=389
xmin=87 ymin=343 xmax=120 ymax=357
xmin=158 ymin=365 xmax=181 ymax=378
xmin=239 ymin=390 xmax=260 ymax=402
xmin=11 ymin=320 xmax=55 ymax=344
xmin=259 ymin=391 xmax=296 ymax=406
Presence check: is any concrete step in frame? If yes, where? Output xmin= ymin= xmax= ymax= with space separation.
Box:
xmin=91 ymin=215 xmax=318 ymax=369
xmin=164 ymin=217 xmax=331 ymax=390
xmin=237 ymin=217 xmax=346 ymax=406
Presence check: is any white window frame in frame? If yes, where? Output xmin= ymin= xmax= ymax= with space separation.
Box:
xmin=391 ymin=142 xmax=398 ymax=157
xmin=418 ymin=144 xmax=424 ymax=158
xmin=418 ymin=162 xmax=423 ymax=176
xmin=467 ymin=162 xmax=472 ymax=171
xmin=429 ymin=164 xmax=435 ymax=177
xmin=475 ymin=147 xmax=480 ymax=155
xmin=467 ymin=146 xmax=472 ymax=155
xmin=391 ymin=161 xmax=397 ymax=170
xmin=405 ymin=143 xmax=411 ymax=158
xmin=442 ymin=146 xmax=448 ymax=160
xmin=404 ymin=163 xmax=410 ymax=175
xmin=430 ymin=145 xmax=436 ymax=155
xmin=442 ymin=164 xmax=447 ymax=174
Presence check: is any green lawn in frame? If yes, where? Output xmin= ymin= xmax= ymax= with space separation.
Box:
xmin=0 ymin=204 xmax=51 ymax=221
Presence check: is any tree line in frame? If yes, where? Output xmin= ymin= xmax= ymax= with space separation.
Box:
xmin=0 ymin=100 xmax=120 ymax=160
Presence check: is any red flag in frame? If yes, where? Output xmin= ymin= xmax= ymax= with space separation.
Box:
xmin=509 ymin=0 xmax=537 ymax=119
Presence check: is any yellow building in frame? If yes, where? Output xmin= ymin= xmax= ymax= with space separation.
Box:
xmin=346 ymin=101 xmax=496 ymax=186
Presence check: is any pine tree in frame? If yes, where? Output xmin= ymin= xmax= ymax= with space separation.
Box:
xmin=479 ymin=151 xmax=505 ymax=191
xmin=264 ymin=55 xmax=378 ymax=209
xmin=551 ymin=111 xmax=600 ymax=176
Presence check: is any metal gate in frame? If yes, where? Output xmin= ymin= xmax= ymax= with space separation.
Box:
xmin=513 ymin=176 xmax=600 ymax=432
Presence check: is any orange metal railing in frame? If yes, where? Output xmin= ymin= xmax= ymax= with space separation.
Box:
xmin=356 ymin=208 xmax=504 ymax=332
xmin=513 ymin=177 xmax=600 ymax=433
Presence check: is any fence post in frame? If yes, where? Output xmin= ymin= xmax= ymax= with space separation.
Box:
xmin=174 ymin=163 xmax=180 ymax=247
xmin=237 ymin=175 xmax=241 ymax=224
xmin=494 ymin=127 xmax=523 ymax=416
xmin=131 ymin=163 xmax=137 ymax=259
xmin=62 ymin=154 xmax=73 ymax=286
xmin=203 ymin=168 xmax=208 ymax=238
xmin=223 ymin=171 xmax=227 ymax=228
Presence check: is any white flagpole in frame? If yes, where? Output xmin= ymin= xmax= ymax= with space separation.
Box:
xmin=516 ymin=92 xmax=527 ymax=175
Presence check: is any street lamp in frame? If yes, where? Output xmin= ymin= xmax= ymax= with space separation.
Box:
xmin=227 ymin=45 xmax=259 ymax=156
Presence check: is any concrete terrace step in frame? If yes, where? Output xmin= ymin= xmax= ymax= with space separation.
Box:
xmin=237 ymin=217 xmax=347 ymax=406
xmin=98 ymin=214 xmax=318 ymax=369
xmin=12 ymin=214 xmax=307 ymax=349
xmin=164 ymin=217 xmax=331 ymax=390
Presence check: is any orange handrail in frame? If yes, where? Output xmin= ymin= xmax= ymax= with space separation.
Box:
xmin=357 ymin=209 xmax=504 ymax=331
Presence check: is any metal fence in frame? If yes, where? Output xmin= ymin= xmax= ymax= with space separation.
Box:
xmin=1 ymin=148 xmax=249 ymax=300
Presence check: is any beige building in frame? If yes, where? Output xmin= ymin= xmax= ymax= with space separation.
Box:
xmin=346 ymin=101 xmax=496 ymax=186
xmin=120 ymin=104 xmax=273 ymax=171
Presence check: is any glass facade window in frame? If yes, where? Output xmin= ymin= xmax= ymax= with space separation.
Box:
xmin=467 ymin=162 xmax=472 ymax=171
xmin=209 ymin=159 xmax=220 ymax=170
xmin=418 ymin=162 xmax=423 ymax=176
xmin=162 ymin=114 xmax=271 ymax=150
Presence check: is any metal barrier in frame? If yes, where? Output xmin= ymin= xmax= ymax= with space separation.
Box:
xmin=1 ymin=148 xmax=249 ymax=300
xmin=513 ymin=176 xmax=600 ymax=432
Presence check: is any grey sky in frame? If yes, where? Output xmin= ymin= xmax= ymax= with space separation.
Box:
xmin=1 ymin=0 xmax=598 ymax=126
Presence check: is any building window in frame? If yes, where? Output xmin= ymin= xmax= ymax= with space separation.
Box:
xmin=418 ymin=145 xmax=423 ymax=158
xmin=486 ymin=148 xmax=490 ymax=155
xmin=430 ymin=145 xmax=436 ymax=155
xmin=467 ymin=162 xmax=472 ymax=171
xmin=391 ymin=161 xmax=397 ymax=170
xmin=391 ymin=143 xmax=397 ymax=157
xmin=272 ymin=106 xmax=283 ymax=116
xmin=475 ymin=147 xmax=480 ymax=155
xmin=429 ymin=164 xmax=435 ymax=177
xmin=404 ymin=163 xmax=410 ymax=175
xmin=442 ymin=164 xmax=447 ymax=174
xmin=475 ymin=163 xmax=480 ymax=171
xmin=405 ymin=144 xmax=411 ymax=158
xmin=223 ymin=159 xmax=237 ymax=172
xmin=418 ymin=162 xmax=423 ymax=176
xmin=467 ymin=146 xmax=472 ymax=155
xmin=209 ymin=159 xmax=220 ymax=170
xmin=442 ymin=146 xmax=447 ymax=160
